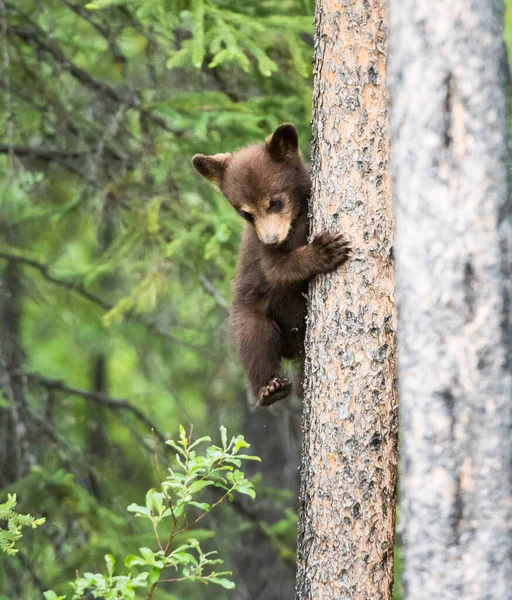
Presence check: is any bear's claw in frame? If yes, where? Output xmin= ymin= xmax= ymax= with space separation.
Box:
xmin=256 ymin=376 xmax=292 ymax=407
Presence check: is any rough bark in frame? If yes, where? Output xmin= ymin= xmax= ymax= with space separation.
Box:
xmin=388 ymin=1 xmax=512 ymax=598
xmin=296 ymin=1 xmax=398 ymax=599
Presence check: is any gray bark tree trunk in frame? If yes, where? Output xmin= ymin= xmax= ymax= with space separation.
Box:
xmin=296 ymin=1 xmax=398 ymax=598
xmin=388 ymin=1 xmax=512 ymax=598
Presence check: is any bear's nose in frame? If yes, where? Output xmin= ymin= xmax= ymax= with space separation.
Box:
xmin=260 ymin=232 xmax=280 ymax=246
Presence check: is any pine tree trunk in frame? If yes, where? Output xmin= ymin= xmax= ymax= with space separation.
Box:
xmin=388 ymin=1 xmax=512 ymax=598
xmin=296 ymin=1 xmax=398 ymax=598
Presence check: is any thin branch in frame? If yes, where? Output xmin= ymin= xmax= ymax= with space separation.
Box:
xmin=0 ymin=250 xmax=111 ymax=309
xmin=199 ymin=276 xmax=228 ymax=312
xmin=0 ymin=144 xmax=98 ymax=184
xmin=21 ymin=371 xmax=168 ymax=444
xmin=0 ymin=140 xmax=99 ymax=185
xmin=26 ymin=405 xmax=108 ymax=482
xmin=152 ymin=520 xmax=164 ymax=553
xmin=0 ymin=251 xmax=214 ymax=357
xmin=0 ymin=144 xmax=126 ymax=163
xmin=60 ymin=0 xmax=126 ymax=64
xmin=176 ymin=490 xmax=230 ymax=537
xmin=0 ymin=81 xmax=137 ymax=170
xmin=26 ymin=406 xmax=81 ymax=455
xmin=7 ymin=22 xmax=184 ymax=137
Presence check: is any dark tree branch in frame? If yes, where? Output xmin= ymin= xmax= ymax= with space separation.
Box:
xmin=6 ymin=21 xmax=184 ymax=137
xmin=0 ymin=139 xmax=99 ymax=185
xmin=60 ymin=0 xmax=127 ymax=65
xmin=0 ymin=142 xmax=134 ymax=184
xmin=26 ymin=405 xmax=81 ymax=455
xmin=0 ymin=143 xmax=128 ymax=164
xmin=0 ymin=250 xmax=111 ymax=309
xmin=0 ymin=251 xmax=215 ymax=357
xmin=199 ymin=275 xmax=228 ymax=312
xmin=22 ymin=371 xmax=168 ymax=444
xmin=0 ymin=81 xmax=136 ymax=169
xmin=0 ymin=144 xmax=84 ymax=161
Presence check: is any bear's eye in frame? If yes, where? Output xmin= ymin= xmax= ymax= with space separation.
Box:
xmin=240 ymin=210 xmax=254 ymax=223
xmin=268 ymin=198 xmax=283 ymax=213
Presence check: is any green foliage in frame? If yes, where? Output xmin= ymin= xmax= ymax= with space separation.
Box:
xmin=71 ymin=554 xmax=148 ymax=600
xmin=0 ymin=494 xmax=45 ymax=556
xmin=393 ymin=545 xmax=403 ymax=600
xmin=40 ymin=427 xmax=259 ymax=599
xmin=84 ymin=0 xmax=313 ymax=78
xmin=10 ymin=0 xmax=509 ymax=597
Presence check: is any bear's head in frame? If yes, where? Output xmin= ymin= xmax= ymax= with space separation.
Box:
xmin=192 ymin=124 xmax=310 ymax=247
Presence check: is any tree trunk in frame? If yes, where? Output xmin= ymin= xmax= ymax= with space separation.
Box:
xmin=296 ymin=1 xmax=398 ymax=599
xmin=388 ymin=1 xmax=512 ymax=598
xmin=0 ymin=260 xmax=31 ymax=485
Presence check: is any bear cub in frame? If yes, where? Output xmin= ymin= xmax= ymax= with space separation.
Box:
xmin=192 ymin=124 xmax=350 ymax=407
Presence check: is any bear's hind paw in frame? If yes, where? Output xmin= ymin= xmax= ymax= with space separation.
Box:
xmin=256 ymin=376 xmax=292 ymax=407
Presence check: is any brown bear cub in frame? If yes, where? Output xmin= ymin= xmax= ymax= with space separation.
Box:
xmin=192 ymin=124 xmax=350 ymax=407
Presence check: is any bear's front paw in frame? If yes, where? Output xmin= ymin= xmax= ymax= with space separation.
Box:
xmin=256 ymin=376 xmax=292 ymax=407
xmin=312 ymin=231 xmax=351 ymax=274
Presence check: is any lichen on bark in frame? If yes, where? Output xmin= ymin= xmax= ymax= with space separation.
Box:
xmin=389 ymin=0 xmax=512 ymax=598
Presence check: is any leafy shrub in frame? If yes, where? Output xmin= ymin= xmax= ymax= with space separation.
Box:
xmin=39 ymin=426 xmax=260 ymax=599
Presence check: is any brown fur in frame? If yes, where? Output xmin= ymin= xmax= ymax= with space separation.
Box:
xmin=192 ymin=124 xmax=350 ymax=406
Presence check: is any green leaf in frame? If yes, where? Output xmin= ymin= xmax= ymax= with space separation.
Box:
xmin=148 ymin=567 xmax=162 ymax=584
xmin=127 ymin=503 xmax=150 ymax=517
xmin=209 ymin=576 xmax=236 ymax=589
xmin=104 ymin=554 xmax=115 ymax=577
xmin=220 ymin=426 xmax=227 ymax=450
xmin=145 ymin=489 xmax=166 ymax=518
xmin=187 ymin=480 xmax=214 ymax=495
xmin=139 ymin=547 xmax=155 ymax=561
xmin=236 ymin=455 xmax=262 ymax=461
xmin=124 ymin=555 xmax=143 ymax=568
xmin=43 ymin=592 xmax=65 ymax=600
xmin=131 ymin=572 xmax=149 ymax=586
xmin=233 ymin=435 xmax=250 ymax=451
xmin=166 ymin=440 xmax=188 ymax=458
xmin=188 ymin=436 xmax=212 ymax=450
xmin=179 ymin=425 xmax=188 ymax=447
xmin=188 ymin=501 xmax=211 ymax=511
xmin=236 ymin=487 xmax=256 ymax=500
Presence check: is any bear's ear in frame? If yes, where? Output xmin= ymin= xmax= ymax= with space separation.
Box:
xmin=192 ymin=153 xmax=231 ymax=186
xmin=266 ymin=123 xmax=299 ymax=161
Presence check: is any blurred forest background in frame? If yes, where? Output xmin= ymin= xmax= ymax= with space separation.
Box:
xmin=1 ymin=1 xmax=511 ymax=599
